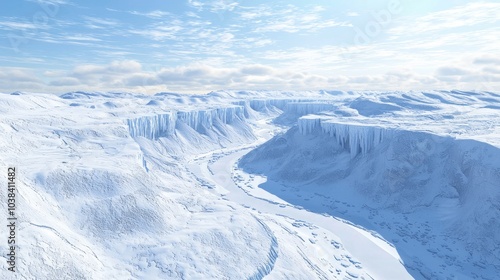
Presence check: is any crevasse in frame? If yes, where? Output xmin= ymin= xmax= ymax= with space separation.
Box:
xmin=127 ymin=106 xmax=245 ymax=139
xmin=298 ymin=116 xmax=391 ymax=158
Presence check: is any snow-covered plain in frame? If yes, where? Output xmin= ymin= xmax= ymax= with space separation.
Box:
xmin=1 ymin=89 xmax=500 ymax=279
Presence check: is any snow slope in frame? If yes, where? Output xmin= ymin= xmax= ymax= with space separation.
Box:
xmin=0 ymin=89 xmax=498 ymax=279
xmin=0 ymin=93 xmax=274 ymax=279
xmin=240 ymin=90 xmax=500 ymax=279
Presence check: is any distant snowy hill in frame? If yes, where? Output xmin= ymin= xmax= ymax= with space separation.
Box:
xmin=1 ymin=89 xmax=499 ymax=279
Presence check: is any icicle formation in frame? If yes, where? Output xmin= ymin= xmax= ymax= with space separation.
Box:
xmin=177 ymin=106 xmax=245 ymax=131
xmin=298 ymin=117 xmax=321 ymax=134
xmin=127 ymin=106 xmax=245 ymax=139
xmin=298 ymin=116 xmax=391 ymax=158
xmin=127 ymin=112 xmax=177 ymax=139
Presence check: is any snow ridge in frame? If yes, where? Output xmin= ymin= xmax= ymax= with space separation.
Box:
xmin=248 ymin=218 xmax=279 ymax=280
xmin=298 ymin=116 xmax=391 ymax=158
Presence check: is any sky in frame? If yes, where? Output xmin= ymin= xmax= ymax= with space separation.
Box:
xmin=0 ymin=0 xmax=499 ymax=94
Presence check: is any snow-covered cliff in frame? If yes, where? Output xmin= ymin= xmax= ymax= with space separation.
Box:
xmin=284 ymin=102 xmax=335 ymax=116
xmin=298 ymin=116 xmax=391 ymax=158
xmin=177 ymin=106 xmax=245 ymax=131
xmin=127 ymin=106 xmax=246 ymax=140
xmin=243 ymin=99 xmax=289 ymax=113
xmin=127 ymin=112 xmax=177 ymax=139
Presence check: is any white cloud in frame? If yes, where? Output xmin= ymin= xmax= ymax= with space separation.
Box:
xmin=36 ymin=61 xmax=347 ymax=93
xmin=71 ymin=60 xmax=143 ymax=83
xmin=188 ymin=0 xmax=238 ymax=13
xmin=389 ymin=2 xmax=500 ymax=36
xmin=0 ymin=21 xmax=41 ymax=30
xmin=127 ymin=19 xmax=246 ymax=57
xmin=437 ymin=66 xmax=472 ymax=76
xmin=82 ymin=16 xmax=120 ymax=29
xmin=130 ymin=29 xmax=181 ymax=41
xmin=242 ymin=38 xmax=273 ymax=48
xmin=239 ymin=4 xmax=350 ymax=33
xmin=0 ymin=68 xmax=42 ymax=82
xmin=26 ymin=0 xmax=69 ymax=5
xmin=432 ymin=57 xmax=500 ymax=92
xmin=187 ymin=0 xmax=204 ymax=11
xmin=336 ymin=2 xmax=500 ymax=81
xmin=0 ymin=67 xmax=45 ymax=92
xmin=128 ymin=19 xmax=187 ymax=41
xmin=129 ymin=10 xmax=171 ymax=18
xmin=258 ymin=45 xmax=356 ymax=73
xmin=474 ymin=55 xmax=500 ymax=65
xmin=210 ymin=0 xmax=238 ymax=13
xmin=18 ymin=31 xmax=106 ymax=47
xmin=49 ymin=77 xmax=80 ymax=86
xmin=239 ymin=65 xmax=274 ymax=76
xmin=63 ymin=35 xmax=102 ymax=42
xmin=483 ymin=67 xmax=500 ymax=75
xmin=1 ymin=60 xmax=498 ymax=94
xmin=185 ymin=11 xmax=200 ymax=18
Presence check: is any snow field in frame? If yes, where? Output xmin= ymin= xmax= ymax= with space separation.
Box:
xmin=1 ymin=89 xmax=500 ymax=279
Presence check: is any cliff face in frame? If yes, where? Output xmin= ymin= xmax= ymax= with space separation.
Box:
xmin=298 ymin=116 xmax=390 ymax=158
xmin=127 ymin=106 xmax=246 ymax=140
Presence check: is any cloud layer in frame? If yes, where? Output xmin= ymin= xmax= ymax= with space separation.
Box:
xmin=1 ymin=56 xmax=498 ymax=94
xmin=0 ymin=1 xmax=498 ymax=94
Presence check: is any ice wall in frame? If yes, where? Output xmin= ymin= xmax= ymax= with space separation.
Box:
xmin=177 ymin=106 xmax=245 ymax=131
xmin=298 ymin=117 xmax=322 ymax=135
xmin=284 ymin=102 xmax=335 ymax=116
xmin=127 ymin=112 xmax=177 ymax=139
xmin=231 ymin=99 xmax=291 ymax=116
xmin=298 ymin=116 xmax=391 ymax=158
xmin=232 ymin=101 xmax=251 ymax=118
xmin=248 ymin=99 xmax=289 ymax=112
xmin=234 ymin=99 xmax=327 ymax=115
xmin=127 ymin=106 xmax=246 ymax=140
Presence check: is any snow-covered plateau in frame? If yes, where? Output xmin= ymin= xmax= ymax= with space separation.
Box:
xmin=1 ymin=89 xmax=500 ymax=279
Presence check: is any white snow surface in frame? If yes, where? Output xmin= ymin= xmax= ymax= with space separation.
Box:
xmin=1 ymin=89 xmax=500 ymax=279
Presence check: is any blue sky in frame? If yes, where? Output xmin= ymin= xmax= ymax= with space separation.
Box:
xmin=0 ymin=0 xmax=499 ymax=94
